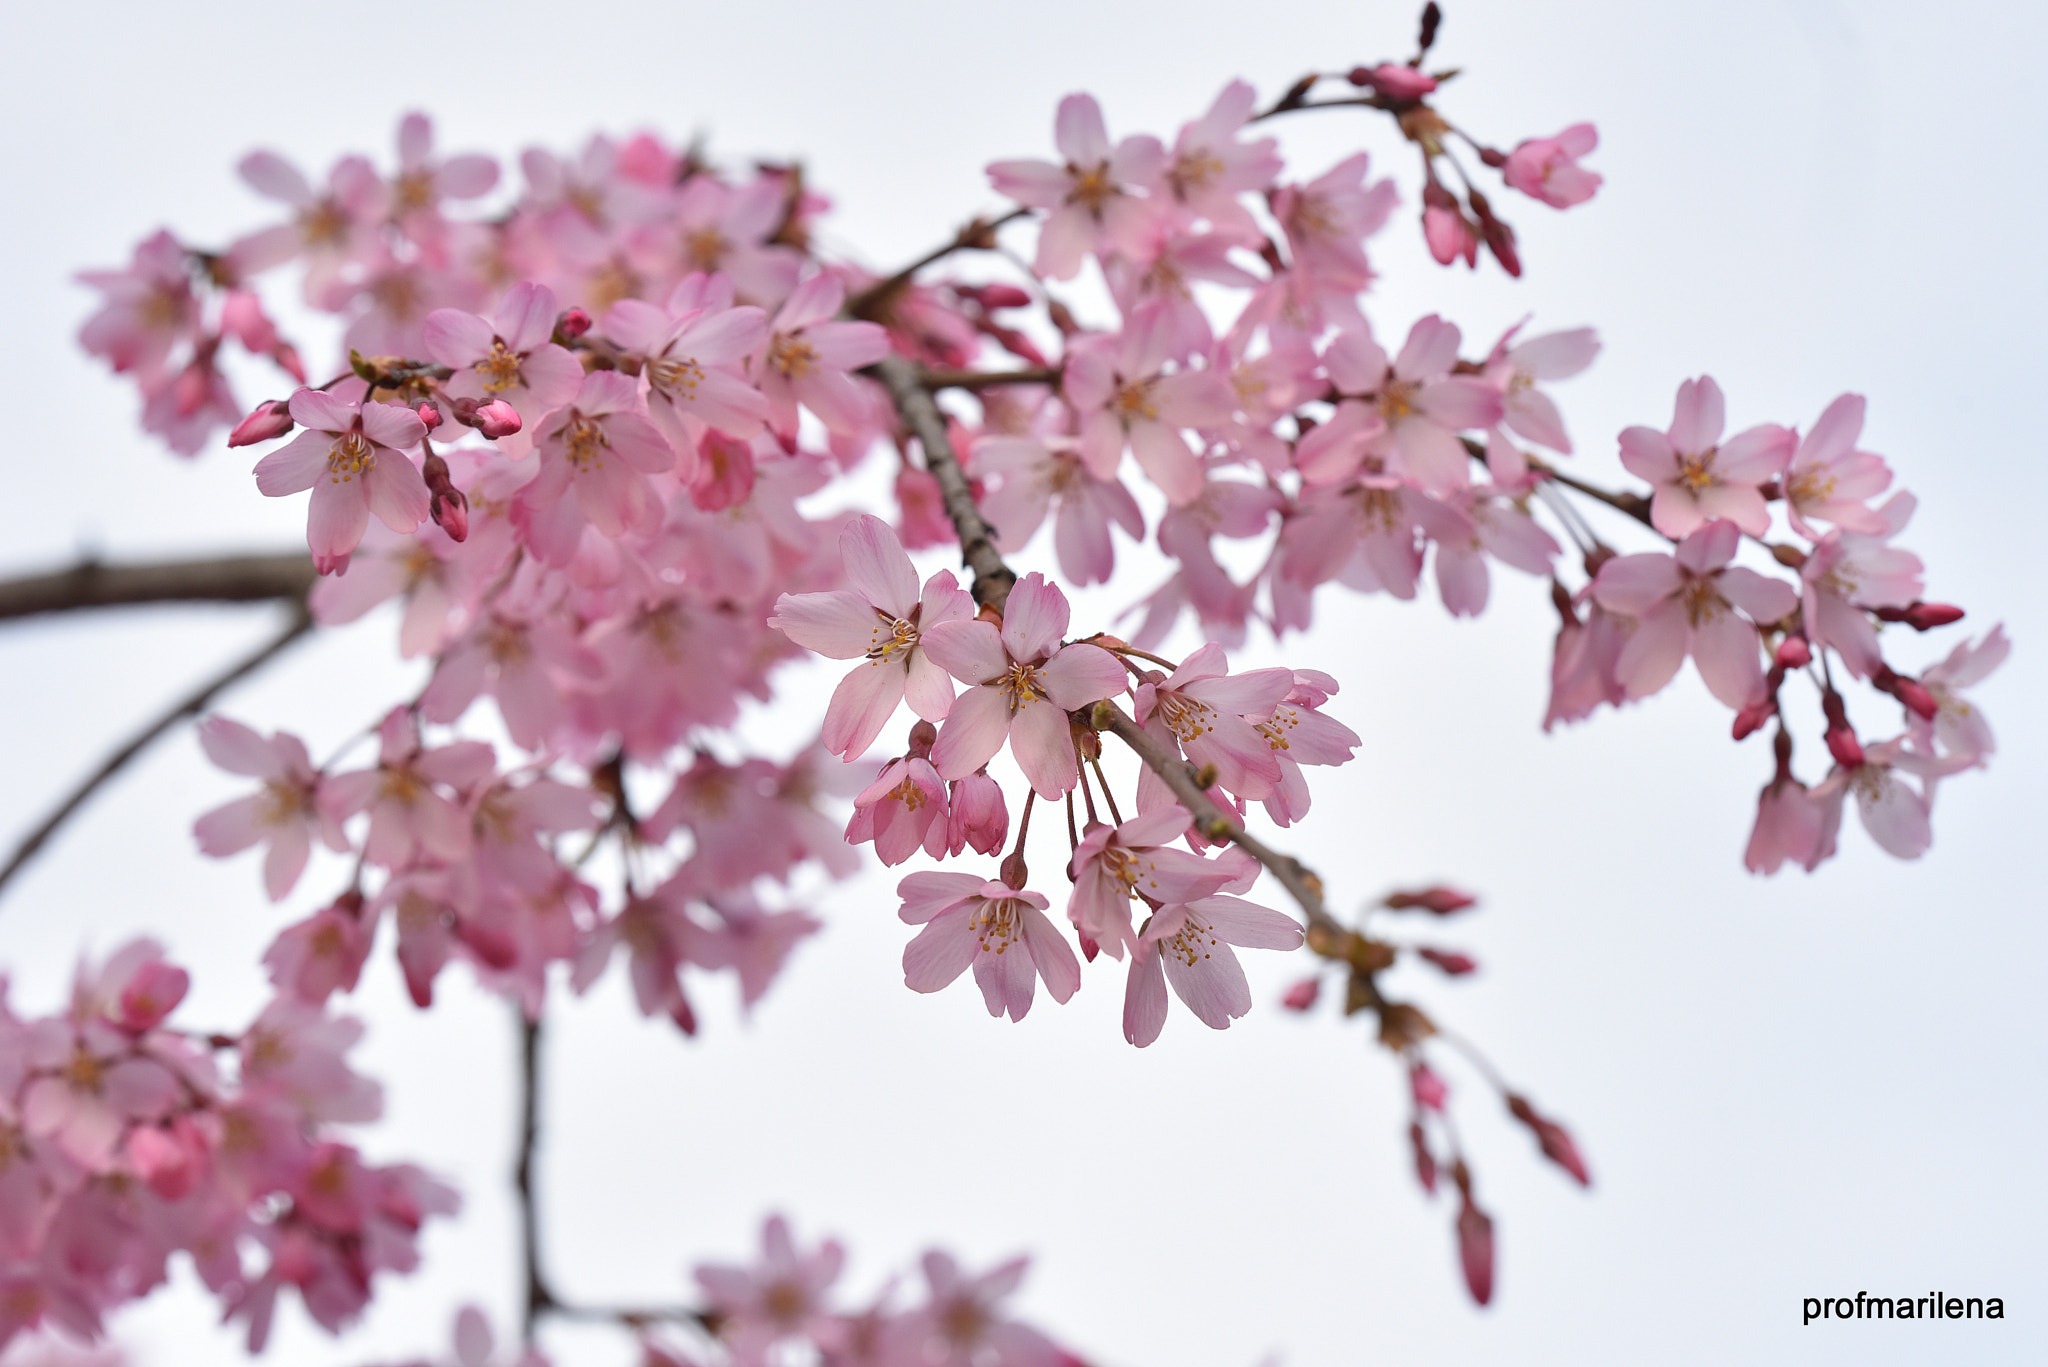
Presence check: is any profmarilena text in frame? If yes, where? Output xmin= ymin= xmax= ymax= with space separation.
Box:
xmin=1804 ymin=1293 xmax=2004 ymax=1324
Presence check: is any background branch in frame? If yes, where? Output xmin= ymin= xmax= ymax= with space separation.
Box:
xmin=0 ymin=602 xmax=315 ymax=900
xmin=870 ymin=355 xmax=1016 ymax=612
xmin=0 ymin=552 xmax=314 ymax=623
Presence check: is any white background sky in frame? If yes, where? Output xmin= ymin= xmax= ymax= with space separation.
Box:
xmin=0 ymin=1 xmax=2042 ymax=1364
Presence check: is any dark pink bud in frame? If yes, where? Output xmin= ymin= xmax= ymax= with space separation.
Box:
xmin=967 ymin=283 xmax=1033 ymax=310
xmin=1410 ymin=1121 xmax=1438 ymax=1195
xmin=1774 ymin=635 xmax=1812 ymax=668
xmin=1411 ymin=1062 xmax=1449 ymax=1111
xmin=118 ymin=958 xmax=190 ymax=1033
xmin=557 ymin=307 xmax=593 ymax=340
xmin=416 ymin=402 xmax=442 ymax=431
xmin=475 ymin=399 xmax=521 ymax=439
xmin=1825 ymin=723 xmax=1865 ymax=769
xmin=227 ymin=398 xmax=294 ymax=447
xmin=1507 ymin=1094 xmax=1591 ymax=1186
xmin=421 ymin=450 xmax=468 ymax=542
xmin=1351 ymin=62 xmax=1439 ymax=99
xmin=1456 ymin=1199 xmax=1495 ymax=1305
xmin=1731 ymin=698 xmax=1777 ymax=741
xmin=1077 ymin=932 xmax=1100 ymax=963
xmin=999 ymin=851 xmax=1029 ymax=890
xmin=1476 ymin=146 xmax=1507 ymax=168
xmin=1385 ymin=885 xmax=1477 ymax=915
xmin=1281 ymin=976 xmax=1321 ymax=1011
xmin=1415 ymin=947 xmax=1477 ymax=976
xmin=906 ymin=719 xmax=939 ymax=759
xmin=273 ymin=342 xmax=308 ymax=384
xmin=1906 ymin=601 xmax=1965 ymax=631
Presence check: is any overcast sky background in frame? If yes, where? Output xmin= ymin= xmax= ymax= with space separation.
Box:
xmin=0 ymin=1 xmax=2043 ymax=1364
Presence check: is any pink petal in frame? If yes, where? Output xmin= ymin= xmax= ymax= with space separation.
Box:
xmin=1122 ymin=949 xmax=1169 ymax=1046
xmin=999 ymin=573 xmax=1071 ymax=662
xmin=904 ymin=913 xmax=979 ymax=992
xmin=1038 ymin=643 xmax=1126 ymax=710
xmin=1668 ymin=376 xmax=1725 ymax=454
xmin=929 ymin=685 xmax=1012 ymax=780
xmin=822 ymin=661 xmax=908 ymax=760
xmin=922 ymin=619 xmax=1009 ymax=685
xmin=842 ymin=515 xmax=918 ymax=617
xmin=1008 ymin=698 xmax=1079 ymax=798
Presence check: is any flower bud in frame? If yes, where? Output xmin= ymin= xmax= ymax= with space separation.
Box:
xmin=1507 ymin=1093 xmax=1591 ymax=1185
xmin=1410 ymin=1120 xmax=1438 ymax=1194
xmin=416 ymin=402 xmax=442 ymax=431
xmin=475 ymin=399 xmax=521 ymax=439
xmin=556 ymin=307 xmax=593 ymax=340
xmin=1384 ymin=885 xmax=1477 ymax=915
xmin=1906 ymin=601 xmax=1965 ymax=631
xmin=1456 ymin=1198 xmax=1495 ymax=1305
xmin=1281 ymin=976 xmax=1321 ymax=1011
xmin=118 ymin=958 xmax=191 ymax=1033
xmin=1731 ymin=697 xmax=1776 ymax=740
xmin=1411 ymin=1061 xmax=1449 ymax=1111
xmin=227 ymin=398 xmax=294 ymax=447
xmin=1415 ymin=947 xmax=1477 ymax=976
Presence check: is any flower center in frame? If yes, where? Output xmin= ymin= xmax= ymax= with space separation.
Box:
xmin=1256 ymin=704 xmax=1301 ymax=753
xmin=327 ymin=431 xmax=375 ymax=483
xmin=647 ymin=355 xmax=705 ymax=400
xmin=1680 ymin=575 xmax=1727 ymax=627
xmin=684 ymin=226 xmax=728 ymax=270
xmin=971 ymin=897 xmax=1025 ymax=953
xmin=1161 ymin=912 xmax=1221 ymax=968
xmin=1676 ymin=449 xmax=1720 ymax=492
xmin=1113 ymin=377 xmax=1161 ymax=424
xmin=476 ymin=341 xmax=524 ymax=393
xmin=1169 ymin=149 xmax=1226 ymax=198
xmin=1155 ymin=691 xmax=1215 ymax=743
xmin=1066 ymin=162 xmax=1115 ymax=213
xmin=1379 ymin=380 xmax=1418 ymax=421
xmin=886 ymin=776 xmax=928 ymax=812
xmin=865 ymin=611 xmax=919 ymax=664
xmin=996 ymin=662 xmax=1049 ymax=713
xmin=769 ymin=333 xmax=818 ymax=379
xmin=564 ymin=415 xmax=610 ymax=470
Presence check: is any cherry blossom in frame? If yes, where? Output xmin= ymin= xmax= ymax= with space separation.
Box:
xmin=193 ymin=717 xmax=347 ymax=900
xmin=986 ymin=93 xmax=1165 ymax=280
xmin=1502 ymin=124 xmax=1603 ymax=208
xmin=253 ymin=391 xmax=430 ymax=574
xmin=898 ymin=871 xmax=1081 ymax=1022
xmin=1618 ymin=377 xmax=1793 ymax=538
xmin=1122 ymin=894 xmax=1303 ymax=1046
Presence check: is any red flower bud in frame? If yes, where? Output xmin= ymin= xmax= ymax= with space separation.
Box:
xmin=1456 ymin=1198 xmax=1495 ymax=1305
xmin=1906 ymin=601 xmax=1964 ymax=630
xmin=416 ymin=402 xmax=442 ymax=431
xmin=1281 ymin=976 xmax=1321 ymax=1011
xmin=1415 ymin=947 xmax=1477 ymax=976
xmin=1384 ymin=885 xmax=1477 ymax=915
xmin=1731 ymin=698 xmax=1776 ymax=741
xmin=475 ymin=399 xmax=522 ymax=439
xmin=557 ymin=307 xmax=593 ymax=340
xmin=1774 ymin=635 xmax=1811 ymax=668
xmin=1507 ymin=1094 xmax=1591 ymax=1186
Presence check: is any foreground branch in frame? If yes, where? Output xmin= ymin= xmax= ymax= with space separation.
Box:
xmin=0 ymin=603 xmax=315 ymax=900
xmin=870 ymin=355 xmax=1016 ymax=612
xmin=0 ymin=552 xmax=314 ymax=622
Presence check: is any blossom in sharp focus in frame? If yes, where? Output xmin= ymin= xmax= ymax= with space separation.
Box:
xmin=253 ymin=391 xmax=430 ymax=575
xmin=1618 ymin=376 xmax=1793 ymax=539
xmin=769 ymin=514 xmax=975 ymax=759
xmin=898 ymin=872 xmax=1081 ymax=1022
xmin=920 ymin=573 xmax=1128 ymax=798
xmin=1122 ymin=894 xmax=1303 ymax=1046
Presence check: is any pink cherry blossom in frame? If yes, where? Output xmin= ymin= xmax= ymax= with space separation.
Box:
xmin=1122 ymin=894 xmax=1303 ymax=1046
xmin=1797 ymin=492 xmax=1926 ymax=678
xmin=1782 ymin=393 xmax=1895 ymax=537
xmin=920 ymin=573 xmax=1128 ymax=798
xmin=75 ymin=230 xmax=197 ymax=380
xmin=1062 ymin=305 xmax=1234 ymax=505
xmin=896 ymin=1250 xmax=1063 ymax=1367
xmin=1067 ymin=806 xmax=1241 ymax=960
xmin=769 ymin=514 xmax=975 ymax=759
xmin=846 ymin=757 xmax=949 ymax=865
xmin=1910 ymin=624 xmax=2007 ymax=763
xmin=601 ymin=274 xmax=771 ymax=452
xmin=973 ymin=434 xmax=1146 ymax=587
xmin=1502 ymin=124 xmax=1603 ymax=208
xmin=986 ymin=93 xmax=1166 ymax=280
xmin=423 ymin=283 xmax=583 ymax=423
xmin=945 ymin=771 xmax=1009 ymax=857
xmin=1156 ymin=80 xmax=1283 ymax=240
xmin=193 ymin=717 xmax=348 ymax=900
xmin=254 ymin=391 xmax=430 ymax=574
xmin=694 ymin=1215 xmax=845 ymax=1363
xmin=1618 ymin=376 xmax=1793 ymax=538
xmin=1132 ymin=644 xmax=1294 ymax=801
xmin=1591 ymin=519 xmax=1799 ymax=708
xmin=756 ymin=273 xmax=890 ymax=443
xmin=513 ymin=370 xmax=675 ymax=561
xmin=898 ymin=872 xmax=1081 ymax=1022
xmin=1484 ymin=324 xmax=1600 ymax=453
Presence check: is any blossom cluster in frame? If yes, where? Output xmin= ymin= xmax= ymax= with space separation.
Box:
xmin=54 ymin=12 xmax=2006 ymax=1350
xmin=0 ymin=941 xmax=453 ymax=1352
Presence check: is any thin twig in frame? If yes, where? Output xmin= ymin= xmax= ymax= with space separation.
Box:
xmin=0 ymin=604 xmax=314 ymax=900
xmin=868 ymin=355 xmax=1016 ymax=612
xmin=516 ymin=1008 xmax=556 ymax=1341
xmin=845 ymin=207 xmax=1031 ymax=320
xmin=0 ymin=552 xmax=314 ymax=622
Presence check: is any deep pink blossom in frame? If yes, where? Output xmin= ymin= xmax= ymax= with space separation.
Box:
xmin=756 ymin=274 xmax=890 ymax=443
xmin=1066 ymin=806 xmax=1241 ymax=960
xmin=513 ymin=370 xmax=675 ymax=561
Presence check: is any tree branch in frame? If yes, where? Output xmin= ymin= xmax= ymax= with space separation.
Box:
xmin=0 ymin=552 xmax=314 ymax=623
xmin=1090 ymin=700 xmax=1341 ymax=935
xmin=869 ymin=355 xmax=1016 ymax=612
xmin=516 ymin=1009 xmax=556 ymax=1342
xmin=920 ymin=366 xmax=1063 ymax=392
xmin=0 ymin=603 xmax=314 ymax=901
xmin=846 ymin=207 xmax=1031 ymax=321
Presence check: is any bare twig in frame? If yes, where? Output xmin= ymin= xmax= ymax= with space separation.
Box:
xmin=846 ymin=207 xmax=1031 ymax=320
xmin=0 ymin=552 xmax=313 ymax=622
xmin=868 ymin=355 xmax=1016 ymax=612
xmin=516 ymin=1009 xmax=556 ymax=1341
xmin=0 ymin=604 xmax=314 ymax=900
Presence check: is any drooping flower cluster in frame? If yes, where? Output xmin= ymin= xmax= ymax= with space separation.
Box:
xmin=0 ymin=941 xmax=453 ymax=1352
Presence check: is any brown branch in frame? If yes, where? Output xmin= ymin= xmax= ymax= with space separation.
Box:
xmin=0 ymin=603 xmax=314 ymax=901
xmin=921 ymin=366 xmax=1063 ymax=392
xmin=0 ymin=552 xmax=314 ymax=623
xmin=869 ymin=354 xmax=1016 ymax=613
xmin=516 ymin=1009 xmax=556 ymax=1342
xmin=846 ymin=207 xmax=1032 ymax=321
xmin=1090 ymin=700 xmax=1340 ymax=935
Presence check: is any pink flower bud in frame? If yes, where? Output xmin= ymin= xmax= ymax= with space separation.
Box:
xmin=947 ymin=772 xmax=1009 ymax=857
xmin=1906 ymin=601 xmax=1965 ymax=631
xmin=557 ymin=307 xmax=593 ymax=340
xmin=1456 ymin=1198 xmax=1495 ymax=1305
xmin=1411 ymin=1062 xmax=1449 ymax=1111
xmin=1507 ymin=1094 xmax=1591 ymax=1185
xmin=127 ymin=1116 xmax=210 ymax=1200
xmin=475 ymin=399 xmax=521 ymax=439
xmin=1385 ymin=885 xmax=1477 ymax=915
xmin=1774 ymin=635 xmax=1812 ymax=668
xmin=1874 ymin=666 xmax=1939 ymax=721
xmin=1281 ymin=976 xmax=1321 ymax=1011
xmin=1825 ymin=723 xmax=1865 ymax=769
xmin=974 ymin=283 xmax=1033 ymax=310
xmin=416 ymin=402 xmax=442 ymax=431
xmin=227 ymin=398 xmax=294 ymax=447
xmin=1409 ymin=1121 xmax=1438 ymax=1194
xmin=1415 ymin=947 xmax=1477 ymax=976
xmin=1350 ymin=62 xmax=1439 ymax=99
xmin=118 ymin=958 xmax=191 ymax=1032
xmin=1731 ymin=698 xmax=1777 ymax=740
